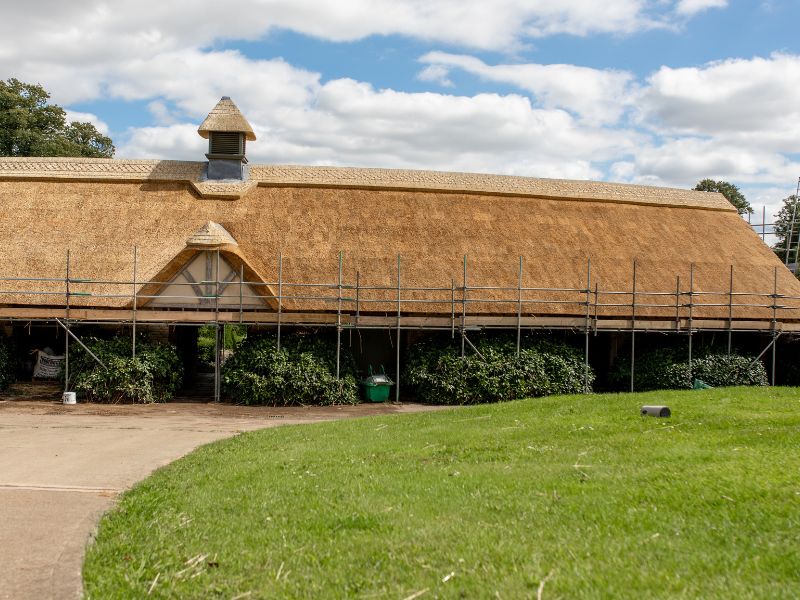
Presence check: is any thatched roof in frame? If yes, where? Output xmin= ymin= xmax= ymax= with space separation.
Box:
xmin=197 ymin=97 xmax=256 ymax=141
xmin=0 ymin=157 xmax=796 ymax=323
xmin=187 ymin=221 xmax=238 ymax=247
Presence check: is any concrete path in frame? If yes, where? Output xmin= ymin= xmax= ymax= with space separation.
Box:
xmin=0 ymin=399 xmax=441 ymax=600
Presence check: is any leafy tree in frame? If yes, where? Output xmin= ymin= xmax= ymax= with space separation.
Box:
xmin=0 ymin=78 xmax=114 ymax=158
xmin=693 ymin=179 xmax=752 ymax=216
xmin=772 ymin=194 xmax=800 ymax=265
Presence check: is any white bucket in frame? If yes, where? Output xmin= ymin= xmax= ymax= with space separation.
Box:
xmin=62 ymin=392 xmax=77 ymax=405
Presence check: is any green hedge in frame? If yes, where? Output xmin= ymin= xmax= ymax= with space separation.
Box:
xmin=404 ymin=336 xmax=593 ymax=405
xmin=223 ymin=333 xmax=358 ymax=406
xmin=0 ymin=337 xmax=15 ymax=391
xmin=609 ymin=348 xmax=768 ymax=391
xmin=71 ymin=335 xmax=183 ymax=403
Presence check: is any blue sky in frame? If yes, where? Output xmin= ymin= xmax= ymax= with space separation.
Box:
xmin=2 ymin=1 xmax=800 ymax=220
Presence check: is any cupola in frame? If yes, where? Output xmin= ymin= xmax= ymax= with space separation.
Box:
xmin=197 ymin=96 xmax=256 ymax=180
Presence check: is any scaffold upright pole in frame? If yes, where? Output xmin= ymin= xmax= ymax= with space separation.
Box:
xmin=336 ymin=251 xmax=342 ymax=380
xmin=689 ymin=264 xmax=695 ymax=371
xmin=785 ymin=178 xmax=800 ymax=265
xmin=132 ymin=246 xmax=138 ymax=358
xmin=728 ymin=265 xmax=734 ymax=355
xmin=239 ymin=264 xmax=244 ymax=324
xmin=585 ymin=258 xmax=591 ymax=394
xmin=355 ymin=270 xmax=360 ymax=328
xmin=277 ymin=253 xmax=283 ymax=352
xmin=214 ymin=249 xmax=221 ymax=403
xmin=396 ymin=254 xmax=401 ymax=403
xmin=630 ymin=260 xmax=637 ymax=393
xmin=450 ymin=278 xmax=455 ymax=339
xmin=516 ymin=255 xmax=523 ymax=357
xmin=461 ymin=255 xmax=467 ymax=358
xmin=64 ymin=249 xmax=70 ymax=393
xmin=772 ymin=266 xmax=778 ymax=385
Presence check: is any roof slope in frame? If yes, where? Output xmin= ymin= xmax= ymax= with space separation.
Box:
xmin=0 ymin=169 xmax=795 ymax=322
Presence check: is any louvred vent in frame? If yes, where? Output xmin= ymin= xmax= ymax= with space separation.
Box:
xmin=209 ymin=132 xmax=244 ymax=156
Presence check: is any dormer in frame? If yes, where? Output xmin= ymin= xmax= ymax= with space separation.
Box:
xmin=197 ymin=96 xmax=256 ymax=181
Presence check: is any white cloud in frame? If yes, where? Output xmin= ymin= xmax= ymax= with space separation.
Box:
xmin=634 ymin=53 xmax=800 ymax=189
xmin=641 ymin=53 xmax=800 ymax=141
xmin=675 ymin=0 xmax=728 ymax=16
xmin=63 ymin=110 xmax=110 ymax=135
xmin=420 ymin=52 xmax=636 ymax=125
xmin=119 ymin=75 xmax=638 ymax=179
xmin=0 ymin=0 xmax=709 ymax=70
xmin=417 ymin=65 xmax=454 ymax=88
xmin=611 ymin=138 xmax=800 ymax=189
xmin=56 ymin=45 xmax=800 ymax=194
xmin=0 ymin=1 xmax=792 ymax=200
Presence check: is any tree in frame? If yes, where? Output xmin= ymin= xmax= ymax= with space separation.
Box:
xmin=0 ymin=78 xmax=114 ymax=158
xmin=772 ymin=194 xmax=800 ymax=266
xmin=693 ymin=179 xmax=752 ymax=216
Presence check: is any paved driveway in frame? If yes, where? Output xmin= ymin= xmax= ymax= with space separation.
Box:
xmin=0 ymin=399 xmax=441 ymax=599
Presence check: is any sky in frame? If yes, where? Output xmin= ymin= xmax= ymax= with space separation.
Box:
xmin=2 ymin=0 xmax=799 ymax=223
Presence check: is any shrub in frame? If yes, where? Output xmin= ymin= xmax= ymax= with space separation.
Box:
xmin=77 ymin=356 xmax=155 ymax=404
xmin=222 ymin=333 xmax=358 ymax=406
xmin=692 ymin=354 xmax=768 ymax=387
xmin=404 ymin=335 xmax=593 ymax=405
xmin=0 ymin=337 xmax=15 ymax=390
xmin=71 ymin=334 xmax=183 ymax=403
xmin=609 ymin=347 xmax=767 ymax=391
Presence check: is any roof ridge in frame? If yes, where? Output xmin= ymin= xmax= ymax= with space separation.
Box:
xmin=0 ymin=158 xmax=734 ymax=211
xmin=249 ymin=164 xmax=734 ymax=211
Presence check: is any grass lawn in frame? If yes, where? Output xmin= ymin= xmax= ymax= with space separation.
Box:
xmin=83 ymin=387 xmax=800 ymax=599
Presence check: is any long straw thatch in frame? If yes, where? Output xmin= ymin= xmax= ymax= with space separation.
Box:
xmin=197 ymin=97 xmax=256 ymax=141
xmin=0 ymin=158 xmax=796 ymax=322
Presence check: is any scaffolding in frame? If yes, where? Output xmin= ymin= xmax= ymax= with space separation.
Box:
xmin=3 ymin=250 xmax=799 ymax=401
xmin=747 ymin=178 xmax=800 ymax=270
